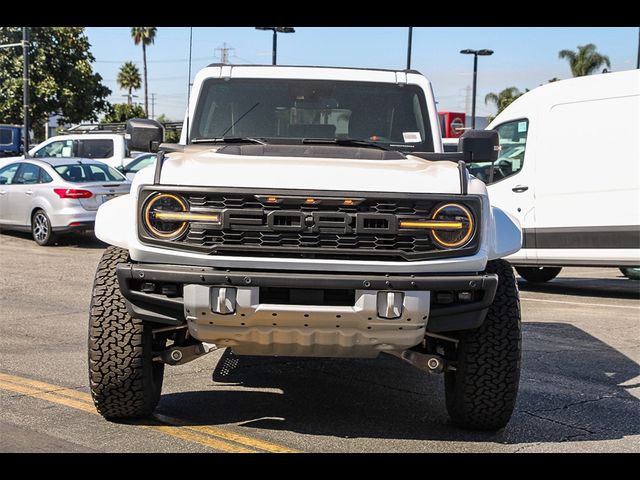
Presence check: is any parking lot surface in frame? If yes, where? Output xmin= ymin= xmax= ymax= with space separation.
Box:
xmin=1 ymin=231 xmax=638 ymax=453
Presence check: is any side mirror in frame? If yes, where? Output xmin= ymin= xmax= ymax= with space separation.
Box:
xmin=126 ymin=118 xmax=164 ymax=153
xmin=116 ymin=165 xmax=126 ymax=173
xmin=0 ymin=178 xmax=7 ymax=185
xmin=458 ymin=130 xmax=500 ymax=162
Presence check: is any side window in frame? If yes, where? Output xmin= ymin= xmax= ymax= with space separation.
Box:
xmin=34 ymin=139 xmax=75 ymax=158
xmin=0 ymin=128 xmax=13 ymax=145
xmin=0 ymin=163 xmax=20 ymax=185
xmin=78 ymin=139 xmax=114 ymax=159
xmin=13 ymin=163 xmax=42 ymax=185
xmin=492 ymin=119 xmax=528 ymax=183
xmin=40 ymin=169 xmax=53 ymax=183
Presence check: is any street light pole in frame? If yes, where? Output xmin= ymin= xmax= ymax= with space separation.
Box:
xmin=255 ymin=27 xmax=295 ymax=66
xmin=23 ymin=27 xmax=30 ymax=157
xmin=460 ymin=48 xmax=493 ymax=130
xmin=272 ymin=29 xmax=277 ymax=66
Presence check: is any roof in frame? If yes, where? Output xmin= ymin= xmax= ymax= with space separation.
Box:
xmin=205 ymin=63 xmax=423 ymax=75
xmin=489 ymin=69 xmax=640 ymax=127
xmin=22 ymin=157 xmax=113 ymax=168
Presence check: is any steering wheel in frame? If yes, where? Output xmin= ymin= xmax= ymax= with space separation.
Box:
xmin=493 ymin=160 xmax=512 ymax=179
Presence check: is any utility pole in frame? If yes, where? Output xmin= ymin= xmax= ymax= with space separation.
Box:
xmin=215 ymin=42 xmax=235 ymax=64
xmin=151 ymin=93 xmax=156 ymax=120
xmin=23 ymin=27 xmax=30 ymax=157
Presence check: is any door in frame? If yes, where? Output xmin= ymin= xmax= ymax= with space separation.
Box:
xmin=10 ymin=163 xmax=43 ymax=226
xmin=484 ymin=119 xmax=535 ymax=260
xmin=0 ymin=163 xmax=21 ymax=225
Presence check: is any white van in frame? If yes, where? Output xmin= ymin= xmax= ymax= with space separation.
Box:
xmin=471 ymin=70 xmax=639 ymax=282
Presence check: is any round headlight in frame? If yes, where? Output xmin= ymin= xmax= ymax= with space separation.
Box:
xmin=431 ymin=203 xmax=474 ymax=248
xmin=143 ymin=193 xmax=189 ymax=239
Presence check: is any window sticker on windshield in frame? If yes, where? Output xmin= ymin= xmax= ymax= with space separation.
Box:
xmin=517 ymin=122 xmax=527 ymax=133
xmin=403 ymin=132 xmax=421 ymax=143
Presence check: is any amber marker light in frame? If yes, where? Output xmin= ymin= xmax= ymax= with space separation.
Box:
xmin=154 ymin=212 xmax=220 ymax=223
xmin=266 ymin=196 xmax=278 ymax=203
xmin=343 ymin=199 xmax=354 ymax=206
xmin=399 ymin=220 xmax=464 ymax=230
xmin=305 ymin=198 xmax=317 ymax=204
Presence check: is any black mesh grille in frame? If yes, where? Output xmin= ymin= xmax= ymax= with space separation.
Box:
xmin=138 ymin=189 xmax=480 ymax=261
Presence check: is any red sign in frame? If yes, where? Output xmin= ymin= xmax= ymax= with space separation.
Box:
xmin=438 ymin=112 xmax=466 ymax=138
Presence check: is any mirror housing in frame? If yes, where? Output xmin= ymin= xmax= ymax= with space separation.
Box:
xmin=126 ymin=118 xmax=164 ymax=153
xmin=458 ymin=129 xmax=500 ymax=162
xmin=0 ymin=177 xmax=7 ymax=185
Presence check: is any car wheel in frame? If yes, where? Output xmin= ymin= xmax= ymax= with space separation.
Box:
xmin=515 ymin=266 xmax=562 ymax=283
xmin=88 ymin=246 xmax=165 ymax=420
xmin=31 ymin=209 xmax=58 ymax=246
xmin=444 ymin=259 xmax=522 ymax=431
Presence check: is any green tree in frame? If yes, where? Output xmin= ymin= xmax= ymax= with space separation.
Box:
xmin=131 ymin=27 xmax=157 ymax=117
xmin=156 ymin=114 xmax=181 ymax=143
xmin=0 ymin=27 xmax=111 ymax=140
xmin=485 ymin=87 xmax=524 ymax=118
xmin=117 ymin=61 xmax=141 ymax=105
xmin=101 ymin=103 xmax=146 ymax=123
xmin=558 ymin=44 xmax=611 ymax=77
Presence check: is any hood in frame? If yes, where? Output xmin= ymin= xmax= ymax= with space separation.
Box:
xmin=157 ymin=146 xmax=463 ymax=194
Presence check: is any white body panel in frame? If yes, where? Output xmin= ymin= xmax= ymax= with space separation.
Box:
xmin=97 ymin=65 xmax=521 ymax=275
xmin=487 ymin=70 xmax=640 ymax=267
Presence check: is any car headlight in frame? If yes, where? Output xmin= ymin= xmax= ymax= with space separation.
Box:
xmin=142 ymin=193 xmax=222 ymax=240
xmin=142 ymin=193 xmax=190 ymax=239
xmin=429 ymin=203 xmax=474 ymax=248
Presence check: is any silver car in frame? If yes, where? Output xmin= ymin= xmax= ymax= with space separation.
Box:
xmin=0 ymin=158 xmax=131 ymax=245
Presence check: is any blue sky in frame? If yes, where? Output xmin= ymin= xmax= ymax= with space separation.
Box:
xmin=85 ymin=27 xmax=639 ymax=121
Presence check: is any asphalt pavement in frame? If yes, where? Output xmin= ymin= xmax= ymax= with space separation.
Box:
xmin=0 ymin=230 xmax=638 ymax=453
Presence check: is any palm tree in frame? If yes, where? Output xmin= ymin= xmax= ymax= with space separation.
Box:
xmin=117 ymin=61 xmax=141 ymax=105
xmin=485 ymin=87 xmax=523 ymax=116
xmin=558 ymin=44 xmax=611 ymax=77
xmin=131 ymin=27 xmax=157 ymax=117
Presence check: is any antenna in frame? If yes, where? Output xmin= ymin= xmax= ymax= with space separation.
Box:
xmin=185 ymin=27 xmax=193 ymax=144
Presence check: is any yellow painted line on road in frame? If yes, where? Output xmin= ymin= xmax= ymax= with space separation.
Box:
xmin=0 ymin=379 xmax=97 ymax=414
xmin=0 ymin=372 xmax=299 ymax=453
xmin=520 ymin=296 xmax=639 ymax=310
xmin=154 ymin=413 xmax=301 ymax=454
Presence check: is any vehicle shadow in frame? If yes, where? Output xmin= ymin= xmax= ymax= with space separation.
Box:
xmin=517 ymin=277 xmax=640 ymax=300
xmin=156 ymin=322 xmax=640 ymax=446
xmin=0 ymin=230 xmax=106 ymax=249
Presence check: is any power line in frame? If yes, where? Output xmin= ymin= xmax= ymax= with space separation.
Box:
xmin=94 ymin=56 xmax=211 ymax=64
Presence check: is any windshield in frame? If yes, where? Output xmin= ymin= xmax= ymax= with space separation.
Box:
xmin=190 ymin=78 xmax=434 ymax=153
xmin=54 ymin=163 xmax=126 ymax=183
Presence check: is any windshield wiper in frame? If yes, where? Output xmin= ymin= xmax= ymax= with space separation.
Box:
xmin=191 ymin=137 xmax=267 ymax=145
xmin=301 ymin=138 xmax=389 ymax=151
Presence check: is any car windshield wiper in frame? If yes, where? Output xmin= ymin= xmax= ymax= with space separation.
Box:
xmin=301 ymin=138 xmax=389 ymax=151
xmin=191 ymin=137 xmax=267 ymax=145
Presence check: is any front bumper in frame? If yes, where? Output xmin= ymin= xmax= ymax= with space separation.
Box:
xmin=116 ymin=264 xmax=497 ymax=357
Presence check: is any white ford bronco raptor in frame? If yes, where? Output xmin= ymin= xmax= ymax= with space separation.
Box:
xmin=88 ymin=65 xmax=522 ymax=431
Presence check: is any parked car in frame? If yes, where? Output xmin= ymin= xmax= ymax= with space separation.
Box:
xmin=0 ymin=158 xmax=131 ymax=245
xmin=118 ymin=153 xmax=156 ymax=181
xmin=89 ymin=65 xmax=522 ymax=431
xmin=1 ymin=132 xmax=135 ymax=170
xmin=473 ymin=70 xmax=639 ymax=282
xmin=0 ymin=125 xmax=24 ymax=158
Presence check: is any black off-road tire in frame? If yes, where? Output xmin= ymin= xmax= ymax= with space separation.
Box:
xmin=88 ymin=246 xmax=165 ymax=420
xmin=444 ymin=259 xmax=522 ymax=431
xmin=515 ymin=266 xmax=562 ymax=283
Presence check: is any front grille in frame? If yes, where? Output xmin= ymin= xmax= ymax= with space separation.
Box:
xmin=138 ymin=188 xmax=481 ymax=261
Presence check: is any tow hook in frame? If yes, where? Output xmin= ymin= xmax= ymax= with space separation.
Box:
xmin=153 ymin=342 xmax=218 ymax=366
xmin=387 ymin=349 xmax=455 ymax=374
